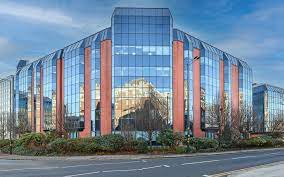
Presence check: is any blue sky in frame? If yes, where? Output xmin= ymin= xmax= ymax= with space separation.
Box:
xmin=0 ymin=0 xmax=283 ymax=87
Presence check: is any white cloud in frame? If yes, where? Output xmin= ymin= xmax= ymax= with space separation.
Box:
xmin=0 ymin=2 xmax=80 ymax=27
xmin=0 ymin=37 xmax=16 ymax=59
xmin=214 ymin=5 xmax=284 ymax=60
xmin=213 ymin=3 xmax=284 ymax=87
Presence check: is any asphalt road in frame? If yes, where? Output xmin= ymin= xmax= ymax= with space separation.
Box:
xmin=0 ymin=149 xmax=284 ymax=177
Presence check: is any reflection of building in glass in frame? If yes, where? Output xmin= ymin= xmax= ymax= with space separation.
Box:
xmin=253 ymin=84 xmax=284 ymax=133
xmin=113 ymin=78 xmax=169 ymax=132
xmin=0 ymin=7 xmax=253 ymax=139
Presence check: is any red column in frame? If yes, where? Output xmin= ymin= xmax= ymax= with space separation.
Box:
xmin=231 ymin=65 xmax=239 ymax=128
xmin=56 ymin=58 xmax=64 ymax=134
xmin=193 ymin=48 xmax=205 ymax=138
xmin=80 ymin=47 xmax=92 ymax=137
xmin=100 ymin=40 xmax=112 ymax=135
xmin=173 ymin=40 xmax=184 ymax=133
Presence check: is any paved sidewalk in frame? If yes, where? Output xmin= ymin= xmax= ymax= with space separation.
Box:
xmin=1 ymin=148 xmax=284 ymax=161
xmin=229 ymin=162 xmax=284 ymax=177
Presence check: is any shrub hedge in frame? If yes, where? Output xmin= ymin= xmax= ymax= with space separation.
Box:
xmin=237 ymin=136 xmax=284 ymax=148
xmin=0 ymin=132 xmax=283 ymax=156
xmin=188 ymin=138 xmax=219 ymax=150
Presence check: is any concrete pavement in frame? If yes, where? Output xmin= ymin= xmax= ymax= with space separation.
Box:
xmin=0 ymin=148 xmax=284 ymax=177
xmin=227 ymin=162 xmax=284 ymax=177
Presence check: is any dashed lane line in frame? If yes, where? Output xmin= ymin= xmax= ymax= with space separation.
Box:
xmin=0 ymin=160 xmax=145 ymax=172
xmin=64 ymin=165 xmax=170 ymax=177
xmin=61 ymin=160 xmax=143 ymax=168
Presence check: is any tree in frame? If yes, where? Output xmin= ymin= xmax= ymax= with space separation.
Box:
xmin=207 ymin=97 xmax=233 ymax=147
xmin=207 ymin=100 xmax=231 ymax=136
xmin=135 ymin=88 xmax=166 ymax=147
xmin=135 ymin=99 xmax=163 ymax=147
xmin=0 ymin=113 xmax=7 ymax=139
xmin=16 ymin=112 xmax=32 ymax=136
xmin=206 ymin=103 xmax=222 ymax=131
xmin=270 ymin=113 xmax=284 ymax=138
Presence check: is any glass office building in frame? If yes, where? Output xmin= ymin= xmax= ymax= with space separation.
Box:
xmin=112 ymin=8 xmax=173 ymax=138
xmin=0 ymin=76 xmax=14 ymax=139
xmin=253 ymin=84 xmax=284 ymax=133
xmin=0 ymin=8 xmax=253 ymax=138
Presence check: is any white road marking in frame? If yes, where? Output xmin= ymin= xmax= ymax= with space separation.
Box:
xmin=0 ymin=160 xmax=143 ymax=172
xmin=231 ymin=155 xmax=257 ymax=160
xmin=61 ymin=160 xmax=142 ymax=168
xmin=102 ymin=165 xmax=164 ymax=173
xmin=65 ymin=165 xmax=169 ymax=177
xmin=0 ymin=167 xmax=59 ymax=172
xmin=64 ymin=171 xmax=100 ymax=177
xmin=266 ymin=152 xmax=280 ymax=155
xmin=181 ymin=159 xmax=221 ymax=166
xmin=202 ymin=175 xmax=211 ymax=177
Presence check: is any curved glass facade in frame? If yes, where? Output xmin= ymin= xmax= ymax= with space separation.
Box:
xmin=173 ymin=29 xmax=253 ymax=138
xmin=42 ymin=55 xmax=57 ymax=130
xmin=183 ymin=36 xmax=193 ymax=135
xmin=33 ymin=60 xmax=41 ymax=132
xmin=112 ymin=8 xmax=173 ymax=138
xmin=200 ymin=44 xmax=220 ymax=131
xmin=239 ymin=60 xmax=253 ymax=128
xmin=0 ymin=7 xmax=255 ymax=139
xmin=63 ymin=41 xmax=85 ymax=134
xmin=16 ymin=64 xmax=33 ymax=131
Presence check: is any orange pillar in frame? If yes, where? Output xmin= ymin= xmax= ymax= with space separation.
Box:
xmin=80 ymin=47 xmax=92 ymax=137
xmin=100 ymin=40 xmax=112 ymax=135
xmin=56 ymin=58 xmax=64 ymax=134
xmin=173 ymin=40 xmax=184 ymax=133
xmin=193 ymin=48 xmax=205 ymax=138
xmin=231 ymin=65 xmax=239 ymax=127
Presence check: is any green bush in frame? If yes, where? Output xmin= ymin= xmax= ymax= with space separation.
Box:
xmin=134 ymin=138 xmax=148 ymax=153
xmin=47 ymin=138 xmax=73 ymax=154
xmin=12 ymin=146 xmax=32 ymax=155
xmin=157 ymin=128 xmax=183 ymax=148
xmin=73 ymin=138 xmax=101 ymax=154
xmin=247 ymin=137 xmax=267 ymax=147
xmin=0 ymin=139 xmax=10 ymax=149
xmin=185 ymin=145 xmax=197 ymax=153
xmin=17 ymin=133 xmax=47 ymax=148
xmin=189 ymin=138 xmax=219 ymax=150
xmin=94 ymin=134 xmax=125 ymax=152
xmin=237 ymin=136 xmax=284 ymax=148
xmin=237 ymin=137 xmax=268 ymax=148
xmin=175 ymin=146 xmax=187 ymax=154
xmin=45 ymin=131 xmax=62 ymax=143
xmin=85 ymin=142 xmax=100 ymax=153
xmin=157 ymin=129 xmax=175 ymax=147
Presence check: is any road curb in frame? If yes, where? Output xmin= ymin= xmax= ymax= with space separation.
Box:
xmin=1 ymin=148 xmax=284 ymax=161
xmin=212 ymin=161 xmax=284 ymax=177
